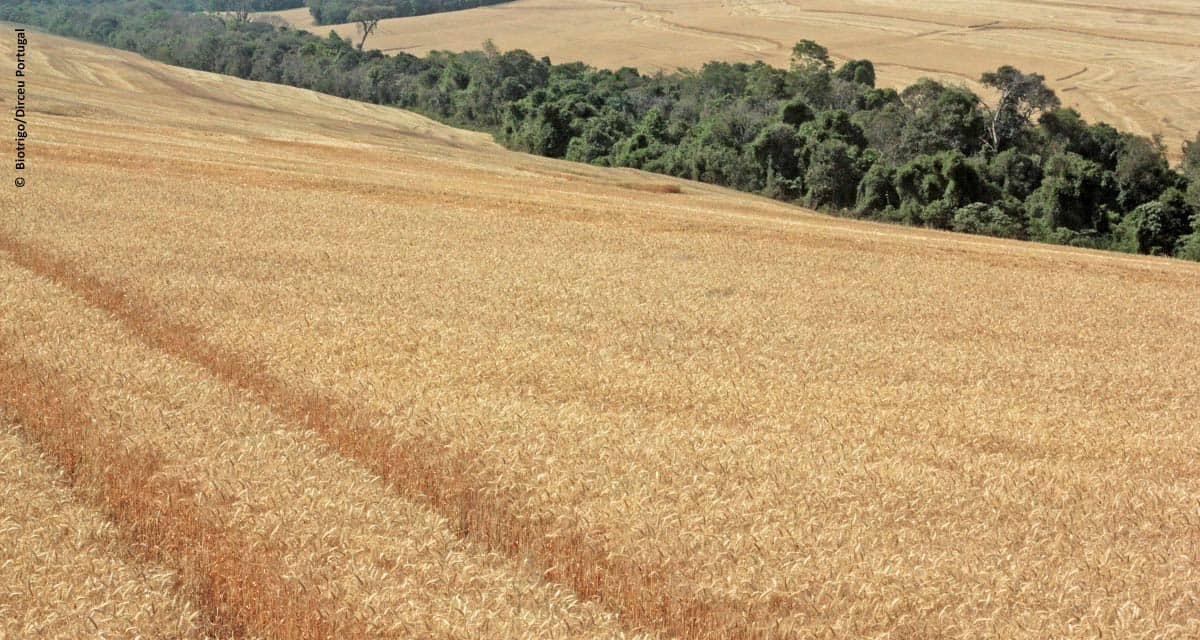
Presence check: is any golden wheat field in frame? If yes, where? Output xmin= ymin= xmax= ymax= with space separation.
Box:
xmin=258 ymin=0 xmax=1200 ymax=159
xmin=3 ymin=30 xmax=1200 ymax=639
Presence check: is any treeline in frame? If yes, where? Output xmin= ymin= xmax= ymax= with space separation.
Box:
xmin=7 ymin=0 xmax=1200 ymax=259
xmin=306 ymin=0 xmax=515 ymax=25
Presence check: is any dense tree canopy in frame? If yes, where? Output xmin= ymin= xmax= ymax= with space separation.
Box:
xmin=6 ymin=0 xmax=1198 ymax=260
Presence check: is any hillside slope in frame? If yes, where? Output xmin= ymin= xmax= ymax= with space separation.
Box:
xmin=3 ymin=31 xmax=1200 ymax=639
xmin=259 ymin=0 xmax=1200 ymax=158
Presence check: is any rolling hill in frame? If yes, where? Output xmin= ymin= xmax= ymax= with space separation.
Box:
xmin=258 ymin=0 xmax=1200 ymax=159
xmin=2 ymin=29 xmax=1200 ymax=639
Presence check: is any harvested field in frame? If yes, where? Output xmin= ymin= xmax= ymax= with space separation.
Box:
xmin=258 ymin=0 xmax=1200 ymax=158
xmin=3 ymin=30 xmax=1200 ymax=639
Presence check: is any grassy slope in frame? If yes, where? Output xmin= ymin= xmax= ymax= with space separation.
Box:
xmin=2 ymin=30 xmax=1199 ymax=639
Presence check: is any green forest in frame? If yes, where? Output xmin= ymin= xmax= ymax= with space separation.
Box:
xmin=6 ymin=0 xmax=1200 ymax=260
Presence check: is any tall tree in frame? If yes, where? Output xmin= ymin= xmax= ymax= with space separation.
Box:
xmin=348 ymin=5 xmax=386 ymax=50
xmin=979 ymin=66 xmax=1059 ymax=152
xmin=790 ymin=40 xmax=833 ymax=71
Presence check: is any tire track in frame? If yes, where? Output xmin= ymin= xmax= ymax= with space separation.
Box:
xmin=771 ymin=2 xmax=1198 ymax=48
xmin=773 ymin=2 xmax=974 ymax=31
xmin=0 ymin=240 xmax=648 ymax=638
xmin=0 ymin=233 xmax=770 ymax=639
xmin=0 ymin=422 xmax=209 ymax=639
xmin=601 ymin=0 xmax=785 ymax=55
xmin=0 ymin=342 xmax=349 ymax=640
xmin=1056 ymin=66 xmax=1089 ymax=82
xmin=973 ymin=21 xmax=1199 ymax=48
xmin=1007 ymin=0 xmax=1200 ymax=19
